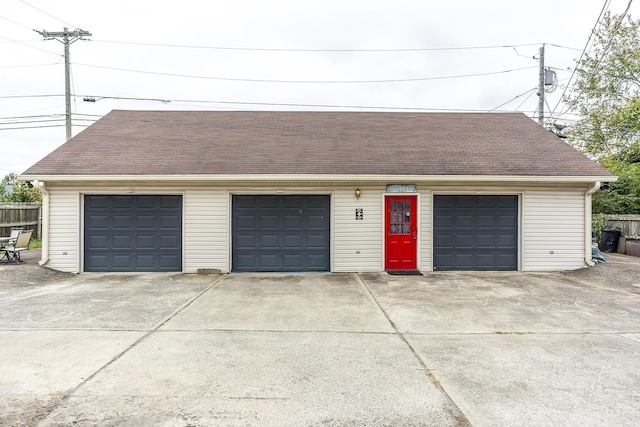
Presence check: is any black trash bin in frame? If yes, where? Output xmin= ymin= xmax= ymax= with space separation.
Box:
xmin=599 ymin=228 xmax=621 ymax=253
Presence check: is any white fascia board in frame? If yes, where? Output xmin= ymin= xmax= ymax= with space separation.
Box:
xmin=19 ymin=174 xmax=617 ymax=184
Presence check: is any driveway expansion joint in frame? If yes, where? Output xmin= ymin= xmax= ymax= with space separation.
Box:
xmin=37 ymin=273 xmax=230 ymax=423
xmin=355 ymin=273 xmax=472 ymax=427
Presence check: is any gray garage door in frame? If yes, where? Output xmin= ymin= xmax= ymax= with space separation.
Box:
xmin=232 ymin=195 xmax=330 ymax=272
xmin=84 ymin=195 xmax=182 ymax=272
xmin=433 ymin=195 xmax=518 ymax=270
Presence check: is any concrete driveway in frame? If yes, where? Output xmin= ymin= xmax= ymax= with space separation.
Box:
xmin=0 ymin=251 xmax=639 ymax=426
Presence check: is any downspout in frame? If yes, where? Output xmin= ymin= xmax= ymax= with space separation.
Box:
xmin=584 ymin=181 xmax=600 ymax=267
xmin=35 ymin=180 xmax=50 ymax=266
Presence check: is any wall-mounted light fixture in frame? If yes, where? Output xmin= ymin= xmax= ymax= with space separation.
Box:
xmin=355 ymin=188 xmax=361 ymax=199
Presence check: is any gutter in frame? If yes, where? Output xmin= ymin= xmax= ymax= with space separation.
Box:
xmin=584 ymin=181 xmax=601 ymax=267
xmin=18 ymin=173 xmax=617 ymax=184
xmin=34 ymin=180 xmax=50 ymax=267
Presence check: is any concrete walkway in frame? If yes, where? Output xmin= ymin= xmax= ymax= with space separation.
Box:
xmin=0 ymin=253 xmax=639 ymax=426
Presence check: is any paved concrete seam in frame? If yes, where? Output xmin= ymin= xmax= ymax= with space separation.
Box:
xmin=155 ymin=328 xmax=396 ymax=334
xmin=37 ymin=273 xmax=230 ymax=423
xmin=355 ymin=273 xmax=473 ymax=427
xmin=403 ymin=331 xmax=640 ymax=336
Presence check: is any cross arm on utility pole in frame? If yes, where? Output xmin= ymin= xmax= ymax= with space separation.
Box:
xmin=35 ymin=27 xmax=91 ymax=141
xmin=34 ymin=28 xmax=92 ymax=42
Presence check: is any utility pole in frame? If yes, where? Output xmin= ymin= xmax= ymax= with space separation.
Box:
xmin=35 ymin=27 xmax=91 ymax=141
xmin=537 ymin=44 xmax=545 ymax=126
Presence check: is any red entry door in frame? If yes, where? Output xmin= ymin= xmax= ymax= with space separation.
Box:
xmin=385 ymin=195 xmax=418 ymax=270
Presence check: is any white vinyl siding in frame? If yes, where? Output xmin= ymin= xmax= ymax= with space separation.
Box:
xmin=47 ymin=190 xmax=80 ymax=272
xmin=40 ymin=182 xmax=592 ymax=274
xmin=333 ymin=186 xmax=385 ymax=272
xmin=419 ymin=190 xmax=432 ymax=271
xmin=184 ymin=190 xmax=229 ymax=273
xmin=522 ymin=190 xmax=586 ymax=271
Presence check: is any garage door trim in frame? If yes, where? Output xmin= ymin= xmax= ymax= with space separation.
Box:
xmin=231 ymin=193 xmax=332 ymax=272
xmin=82 ymin=193 xmax=184 ymax=272
xmin=432 ymin=193 xmax=520 ymax=271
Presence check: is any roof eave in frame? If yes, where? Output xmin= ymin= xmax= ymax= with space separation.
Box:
xmin=19 ymin=173 xmax=618 ymax=183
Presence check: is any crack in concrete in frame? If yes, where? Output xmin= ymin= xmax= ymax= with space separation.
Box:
xmin=355 ymin=273 xmax=473 ymax=427
xmin=37 ymin=273 xmax=230 ymax=423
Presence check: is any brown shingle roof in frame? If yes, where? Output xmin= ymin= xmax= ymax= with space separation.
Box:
xmin=23 ymin=110 xmax=612 ymax=177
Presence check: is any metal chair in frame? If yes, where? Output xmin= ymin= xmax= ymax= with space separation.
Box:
xmin=2 ymin=229 xmax=33 ymax=263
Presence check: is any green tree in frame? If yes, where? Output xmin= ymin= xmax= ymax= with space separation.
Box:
xmin=0 ymin=172 xmax=41 ymax=203
xmin=566 ymin=12 xmax=640 ymax=213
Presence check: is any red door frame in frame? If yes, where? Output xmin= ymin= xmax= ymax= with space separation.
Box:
xmin=384 ymin=195 xmax=418 ymax=270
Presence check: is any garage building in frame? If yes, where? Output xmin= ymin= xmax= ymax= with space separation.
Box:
xmin=20 ymin=110 xmax=614 ymax=273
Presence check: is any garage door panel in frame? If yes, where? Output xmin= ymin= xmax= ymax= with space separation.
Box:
xmin=88 ymin=235 xmax=108 ymax=250
xmin=235 ymin=215 xmax=256 ymax=228
xmin=283 ymin=254 xmax=303 ymax=268
xmin=499 ymin=196 xmax=518 ymax=208
xmin=283 ymin=235 xmax=302 ymax=248
xmin=498 ymin=234 xmax=517 ymax=247
xmin=498 ymin=215 xmax=517 ymax=227
xmin=260 ymin=235 xmax=279 ymax=249
xmin=113 ymin=255 xmax=133 ymax=268
xmin=498 ymin=254 xmax=517 ymax=268
xmin=112 ymin=196 xmax=133 ymax=209
xmin=307 ymin=234 xmax=325 ymax=248
xmin=477 ymin=196 xmax=498 ymax=208
xmin=476 ymin=253 xmax=496 ymax=268
xmin=260 ymin=215 xmax=279 ymax=228
xmin=87 ymin=255 xmax=108 ymax=268
xmin=232 ymin=195 xmax=330 ymax=272
xmin=434 ymin=215 xmax=454 ymax=227
xmin=159 ymin=255 xmax=181 ymax=269
xmin=455 ymin=253 xmax=474 ymax=268
xmin=477 ymin=216 xmax=496 ymax=228
xmin=135 ymin=235 xmax=155 ymax=249
xmin=455 ymin=216 xmax=474 ymax=228
xmin=259 ymin=254 xmax=280 ymax=269
xmin=283 ymin=215 xmax=303 ymax=228
xmin=113 ymin=235 xmax=132 ymax=249
xmin=84 ymin=195 xmax=182 ymax=272
xmin=236 ymin=235 xmax=256 ymax=249
xmin=160 ymin=215 xmax=180 ymax=228
xmin=454 ymin=234 xmax=474 ymax=248
xmin=434 ymin=195 xmax=517 ymax=271
xmin=160 ymin=235 xmax=179 ymax=248
xmin=477 ymin=234 xmax=496 ymax=247
xmin=260 ymin=196 xmax=279 ymax=208
xmin=89 ymin=215 xmax=109 ymax=229
xmin=434 ymin=234 xmax=453 ymax=248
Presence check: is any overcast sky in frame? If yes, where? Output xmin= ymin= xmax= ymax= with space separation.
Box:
xmin=1 ymin=0 xmax=637 ymax=175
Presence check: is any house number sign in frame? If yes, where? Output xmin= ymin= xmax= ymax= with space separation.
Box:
xmin=387 ymin=184 xmax=416 ymax=193
xmin=355 ymin=208 xmax=363 ymax=220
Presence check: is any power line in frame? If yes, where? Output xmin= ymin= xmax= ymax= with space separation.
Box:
xmin=93 ymin=39 xmax=546 ymax=53
xmin=0 ymin=14 xmax=33 ymax=31
xmin=488 ymin=88 xmax=537 ymax=112
xmin=0 ymin=94 xmax=63 ymax=99
xmin=0 ymin=123 xmax=65 ymax=131
xmin=0 ymin=63 xmax=59 ymax=69
xmin=0 ymin=34 xmax=60 ymax=56
xmin=73 ymin=93 xmax=537 ymax=113
xmin=19 ymin=0 xmax=77 ymax=29
xmin=74 ymin=63 xmax=536 ymax=84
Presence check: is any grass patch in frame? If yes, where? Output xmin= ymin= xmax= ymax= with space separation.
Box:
xmin=29 ymin=239 xmax=42 ymax=249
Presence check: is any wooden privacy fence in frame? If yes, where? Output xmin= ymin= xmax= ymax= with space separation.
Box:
xmin=0 ymin=203 xmax=41 ymax=239
xmin=602 ymin=214 xmax=640 ymax=239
